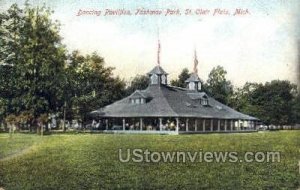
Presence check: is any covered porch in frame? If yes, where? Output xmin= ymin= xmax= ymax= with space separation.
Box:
xmin=96 ymin=117 xmax=259 ymax=134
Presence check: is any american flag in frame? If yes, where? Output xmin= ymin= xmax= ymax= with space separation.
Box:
xmin=194 ymin=49 xmax=198 ymax=74
xmin=157 ymin=40 xmax=161 ymax=65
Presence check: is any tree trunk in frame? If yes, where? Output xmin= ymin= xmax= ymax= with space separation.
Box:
xmin=45 ymin=123 xmax=49 ymax=132
xmin=41 ymin=124 xmax=43 ymax=136
xmin=63 ymin=101 xmax=66 ymax=131
xmin=9 ymin=124 xmax=12 ymax=138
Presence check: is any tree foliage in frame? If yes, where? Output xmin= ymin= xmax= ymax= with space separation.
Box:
xmin=65 ymin=51 xmax=126 ymax=121
xmin=126 ymin=75 xmax=149 ymax=95
xmin=170 ymin=68 xmax=190 ymax=88
xmin=205 ymin=66 xmax=233 ymax=105
xmin=0 ymin=3 xmax=66 ymax=120
xmin=0 ymin=3 xmax=126 ymax=129
xmin=232 ymin=80 xmax=298 ymax=126
xmin=292 ymin=92 xmax=300 ymax=124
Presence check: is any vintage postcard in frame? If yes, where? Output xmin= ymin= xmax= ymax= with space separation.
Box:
xmin=0 ymin=0 xmax=299 ymax=189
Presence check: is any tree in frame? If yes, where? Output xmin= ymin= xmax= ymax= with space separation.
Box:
xmin=205 ymin=66 xmax=233 ymax=105
xmin=229 ymin=82 xmax=259 ymax=111
xmin=233 ymin=80 xmax=297 ymax=126
xmin=0 ymin=4 xmax=25 ymax=121
xmin=20 ymin=3 xmax=66 ymax=116
xmin=65 ymin=51 xmax=126 ymax=122
xmin=126 ymin=75 xmax=149 ymax=95
xmin=5 ymin=114 xmax=17 ymax=137
xmin=37 ymin=113 xmax=48 ymax=135
xmin=253 ymin=80 xmax=296 ymax=126
xmin=170 ymin=68 xmax=190 ymax=88
xmin=0 ymin=3 xmax=129 ymax=131
xmin=292 ymin=92 xmax=300 ymax=124
xmin=17 ymin=110 xmax=34 ymax=131
xmin=0 ymin=3 xmax=66 ymax=123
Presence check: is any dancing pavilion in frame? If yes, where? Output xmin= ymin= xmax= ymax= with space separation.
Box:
xmin=91 ymin=44 xmax=259 ymax=134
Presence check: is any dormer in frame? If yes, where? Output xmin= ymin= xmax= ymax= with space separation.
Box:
xmin=200 ymin=95 xmax=208 ymax=106
xmin=187 ymin=92 xmax=209 ymax=106
xmin=129 ymin=90 xmax=147 ymax=104
xmin=147 ymin=65 xmax=168 ymax=85
xmin=185 ymin=73 xmax=201 ymax=91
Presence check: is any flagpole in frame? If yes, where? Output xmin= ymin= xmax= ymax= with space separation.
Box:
xmin=194 ymin=48 xmax=198 ymax=74
xmin=157 ymin=28 xmax=160 ymax=66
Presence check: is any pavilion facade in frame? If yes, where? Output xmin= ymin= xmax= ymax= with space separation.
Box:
xmin=91 ymin=46 xmax=259 ymax=134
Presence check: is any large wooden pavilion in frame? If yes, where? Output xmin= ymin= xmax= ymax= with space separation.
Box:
xmin=91 ymin=46 xmax=259 ymax=134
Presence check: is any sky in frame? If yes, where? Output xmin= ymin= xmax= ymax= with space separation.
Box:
xmin=1 ymin=0 xmax=299 ymax=87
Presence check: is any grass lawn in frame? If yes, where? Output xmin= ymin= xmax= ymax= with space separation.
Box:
xmin=0 ymin=131 xmax=299 ymax=189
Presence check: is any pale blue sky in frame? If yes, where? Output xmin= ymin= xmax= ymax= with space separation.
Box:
xmin=1 ymin=0 xmax=299 ymax=86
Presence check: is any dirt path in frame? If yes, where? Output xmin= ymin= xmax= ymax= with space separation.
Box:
xmin=0 ymin=145 xmax=36 ymax=162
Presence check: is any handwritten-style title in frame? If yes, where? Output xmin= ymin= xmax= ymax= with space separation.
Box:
xmin=76 ymin=8 xmax=250 ymax=17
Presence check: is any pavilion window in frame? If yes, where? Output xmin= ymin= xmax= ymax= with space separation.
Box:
xmin=130 ymin=99 xmax=135 ymax=104
xmin=189 ymin=82 xmax=195 ymax=90
xmin=161 ymin=75 xmax=167 ymax=84
xmin=135 ymin=98 xmax=140 ymax=104
xmin=151 ymin=74 xmax=158 ymax=84
xmin=198 ymin=82 xmax=201 ymax=90
xmin=200 ymin=98 xmax=208 ymax=106
xmin=130 ymin=98 xmax=146 ymax=105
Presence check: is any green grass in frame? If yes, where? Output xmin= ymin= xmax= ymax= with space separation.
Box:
xmin=0 ymin=134 xmax=43 ymax=160
xmin=0 ymin=131 xmax=299 ymax=189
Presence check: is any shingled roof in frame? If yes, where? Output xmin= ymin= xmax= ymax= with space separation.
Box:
xmin=185 ymin=73 xmax=201 ymax=82
xmin=91 ymin=84 xmax=258 ymax=121
xmin=147 ymin=65 xmax=168 ymax=75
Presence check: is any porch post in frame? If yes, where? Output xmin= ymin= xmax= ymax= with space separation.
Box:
xmin=176 ymin=118 xmax=179 ymax=133
xmin=238 ymin=120 xmax=241 ymax=130
xmin=194 ymin=119 xmax=197 ymax=131
xmin=159 ymin=118 xmax=163 ymax=131
xmin=217 ymin=119 xmax=220 ymax=132
xmin=210 ymin=119 xmax=213 ymax=132
xmin=224 ymin=120 xmax=227 ymax=131
xmin=242 ymin=120 xmax=245 ymax=130
xmin=105 ymin=119 xmax=108 ymax=130
xmin=241 ymin=120 xmax=244 ymax=130
xmin=202 ymin=119 xmax=206 ymax=132
xmin=247 ymin=120 xmax=250 ymax=130
xmin=230 ymin=120 xmax=233 ymax=131
xmin=186 ymin=118 xmax=189 ymax=132
xmin=122 ymin=118 xmax=125 ymax=131
xmin=140 ymin=118 xmax=143 ymax=131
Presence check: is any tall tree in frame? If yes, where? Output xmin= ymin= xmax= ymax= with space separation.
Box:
xmin=205 ymin=66 xmax=233 ymax=105
xmin=170 ymin=68 xmax=190 ymax=88
xmin=65 ymin=51 xmax=126 ymax=121
xmin=233 ymin=80 xmax=297 ymax=126
xmin=0 ymin=3 xmax=66 ymax=130
xmin=0 ymin=4 xmax=25 ymax=119
xmin=251 ymin=80 xmax=296 ymax=126
xmin=0 ymin=3 xmax=128 ymax=129
xmin=19 ymin=3 xmax=66 ymax=116
xmin=229 ymin=82 xmax=259 ymax=112
xmin=126 ymin=75 xmax=149 ymax=95
xmin=292 ymin=92 xmax=300 ymax=124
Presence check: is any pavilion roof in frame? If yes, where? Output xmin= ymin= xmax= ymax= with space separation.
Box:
xmin=147 ymin=65 xmax=168 ymax=75
xmin=185 ymin=73 xmax=201 ymax=82
xmin=91 ymin=84 xmax=259 ymax=121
